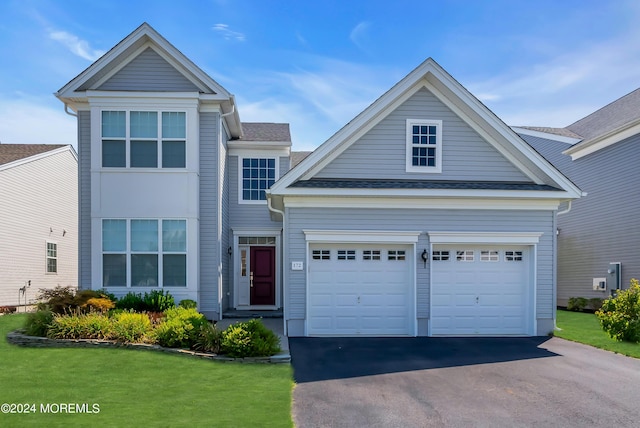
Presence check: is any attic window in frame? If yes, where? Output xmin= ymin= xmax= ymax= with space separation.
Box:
xmin=406 ymin=119 xmax=442 ymax=173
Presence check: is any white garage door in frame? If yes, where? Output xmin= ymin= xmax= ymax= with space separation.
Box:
xmin=431 ymin=245 xmax=531 ymax=336
xmin=308 ymin=244 xmax=414 ymax=336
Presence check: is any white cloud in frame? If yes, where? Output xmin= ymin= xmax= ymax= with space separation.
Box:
xmin=0 ymin=97 xmax=76 ymax=147
xmin=467 ymin=26 xmax=640 ymax=127
xmin=350 ymin=21 xmax=372 ymax=52
xmin=48 ymin=30 xmax=105 ymax=61
xmin=212 ymin=24 xmax=246 ymax=42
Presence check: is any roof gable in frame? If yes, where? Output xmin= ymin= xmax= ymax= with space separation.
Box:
xmin=96 ymin=47 xmax=200 ymax=92
xmin=57 ymin=23 xmax=229 ymax=98
xmin=270 ymin=58 xmax=581 ymax=199
xmin=55 ymin=22 xmax=242 ymax=138
xmin=313 ymin=87 xmax=530 ymax=182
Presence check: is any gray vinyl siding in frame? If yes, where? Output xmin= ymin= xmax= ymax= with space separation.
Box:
xmin=315 ymin=88 xmax=529 ymax=182
xmin=285 ymin=207 xmax=554 ymax=325
xmin=228 ymin=155 xmax=286 ymax=229
xmin=78 ymin=111 xmax=91 ymax=289
xmin=220 ymin=131 xmax=231 ymax=311
xmin=526 ymin=132 xmax=640 ymax=306
xmin=199 ymin=112 xmax=219 ymax=317
xmin=98 ymin=48 xmax=200 ymax=92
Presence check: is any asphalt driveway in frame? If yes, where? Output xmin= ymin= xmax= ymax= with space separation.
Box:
xmin=289 ymin=337 xmax=640 ymax=427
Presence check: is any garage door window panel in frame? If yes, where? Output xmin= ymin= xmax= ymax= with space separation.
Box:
xmin=481 ymin=250 xmax=499 ymax=262
xmin=432 ymin=250 xmax=450 ymax=261
xmin=505 ymin=251 xmax=523 ymax=261
xmin=337 ymin=250 xmax=356 ymax=260
xmin=456 ymin=250 xmax=474 ymax=262
xmin=312 ymin=250 xmax=330 ymax=260
xmin=363 ymin=250 xmax=381 ymax=261
xmin=388 ymin=250 xmax=406 ymax=261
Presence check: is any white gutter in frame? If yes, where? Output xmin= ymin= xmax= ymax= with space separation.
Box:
xmin=64 ymin=103 xmax=77 ymax=117
xmin=557 ymin=200 xmax=572 ymax=216
xmin=267 ymin=194 xmax=287 ymax=336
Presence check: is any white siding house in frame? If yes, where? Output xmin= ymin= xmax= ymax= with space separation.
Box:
xmin=0 ymin=144 xmax=78 ymax=306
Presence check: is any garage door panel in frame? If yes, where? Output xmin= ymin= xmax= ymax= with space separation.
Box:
xmin=431 ymin=245 xmax=530 ymax=336
xmin=308 ymin=244 xmax=413 ymax=336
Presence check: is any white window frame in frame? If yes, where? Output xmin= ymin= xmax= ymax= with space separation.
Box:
xmin=46 ymin=241 xmax=57 ymax=274
xmin=101 ymin=218 xmax=187 ymax=288
xmin=101 ymin=110 xmax=187 ymax=169
xmin=238 ymin=156 xmax=279 ymax=205
xmin=406 ymin=119 xmax=442 ymax=173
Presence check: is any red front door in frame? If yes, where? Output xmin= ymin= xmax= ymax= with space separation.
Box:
xmin=250 ymin=246 xmax=276 ymax=306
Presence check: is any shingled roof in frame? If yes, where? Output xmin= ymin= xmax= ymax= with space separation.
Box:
xmin=240 ymin=123 xmax=291 ymax=142
xmin=566 ymin=87 xmax=640 ymax=140
xmin=519 ymin=87 xmax=640 ymax=144
xmin=0 ymin=144 xmax=66 ymax=166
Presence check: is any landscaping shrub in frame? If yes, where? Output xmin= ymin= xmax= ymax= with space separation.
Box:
xmin=143 ymin=289 xmax=175 ymax=312
xmin=155 ymin=307 xmax=208 ymax=348
xmin=74 ymin=289 xmax=110 ymax=309
xmin=35 ymin=286 xmax=76 ymax=313
xmin=193 ymin=323 xmax=221 ymax=353
xmin=47 ymin=312 xmax=114 ymax=340
xmin=83 ymin=297 xmax=116 ymax=313
xmin=588 ymin=298 xmax=604 ymax=311
xmin=24 ymin=309 xmax=54 ymax=337
xmin=35 ymin=287 xmax=115 ymax=314
xmin=596 ymin=278 xmax=640 ymax=342
xmin=220 ymin=319 xmax=281 ymax=358
xmin=111 ymin=311 xmax=153 ymax=343
xmin=567 ymin=297 xmax=589 ymax=312
xmin=115 ymin=292 xmax=146 ymax=312
xmin=178 ymin=299 xmax=197 ymax=309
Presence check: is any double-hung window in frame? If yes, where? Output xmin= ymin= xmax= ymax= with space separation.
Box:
xmin=46 ymin=242 xmax=57 ymax=273
xmin=406 ymin=119 xmax=442 ymax=173
xmin=102 ymin=219 xmax=187 ymax=287
xmin=241 ymin=158 xmax=276 ymax=202
xmin=101 ymin=111 xmax=186 ymax=168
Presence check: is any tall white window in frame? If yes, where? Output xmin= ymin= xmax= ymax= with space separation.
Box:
xmin=46 ymin=242 xmax=57 ymax=273
xmin=406 ymin=119 xmax=442 ymax=173
xmin=101 ymin=111 xmax=186 ymax=168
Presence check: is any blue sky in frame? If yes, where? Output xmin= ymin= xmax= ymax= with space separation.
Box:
xmin=1 ymin=0 xmax=640 ymax=150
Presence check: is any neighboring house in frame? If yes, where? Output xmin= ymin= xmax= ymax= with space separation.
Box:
xmin=0 ymin=144 xmax=78 ymax=306
xmin=56 ymin=23 xmax=581 ymax=336
xmin=516 ymin=88 xmax=640 ymax=307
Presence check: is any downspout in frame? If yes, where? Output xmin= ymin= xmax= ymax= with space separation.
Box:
xmin=267 ymin=194 xmax=287 ymax=336
xmin=556 ymin=200 xmax=572 ymax=216
xmin=220 ymin=104 xmax=235 ymax=117
xmin=64 ymin=103 xmax=78 ymax=117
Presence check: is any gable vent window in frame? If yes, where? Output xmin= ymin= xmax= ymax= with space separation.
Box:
xmin=312 ymin=250 xmax=330 ymax=260
xmin=406 ymin=119 xmax=442 ymax=173
xmin=337 ymin=250 xmax=356 ymax=260
xmin=480 ymin=250 xmax=499 ymax=262
xmin=363 ymin=250 xmax=381 ymax=261
xmin=432 ymin=250 xmax=450 ymax=261
xmin=505 ymin=251 xmax=523 ymax=262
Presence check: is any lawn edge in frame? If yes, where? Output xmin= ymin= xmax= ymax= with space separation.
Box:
xmin=7 ymin=329 xmax=290 ymax=364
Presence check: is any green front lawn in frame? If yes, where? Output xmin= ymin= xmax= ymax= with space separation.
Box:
xmin=0 ymin=314 xmax=293 ymax=427
xmin=555 ymin=309 xmax=640 ymax=358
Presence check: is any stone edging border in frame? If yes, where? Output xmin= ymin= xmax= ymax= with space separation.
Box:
xmin=6 ymin=330 xmax=290 ymax=364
